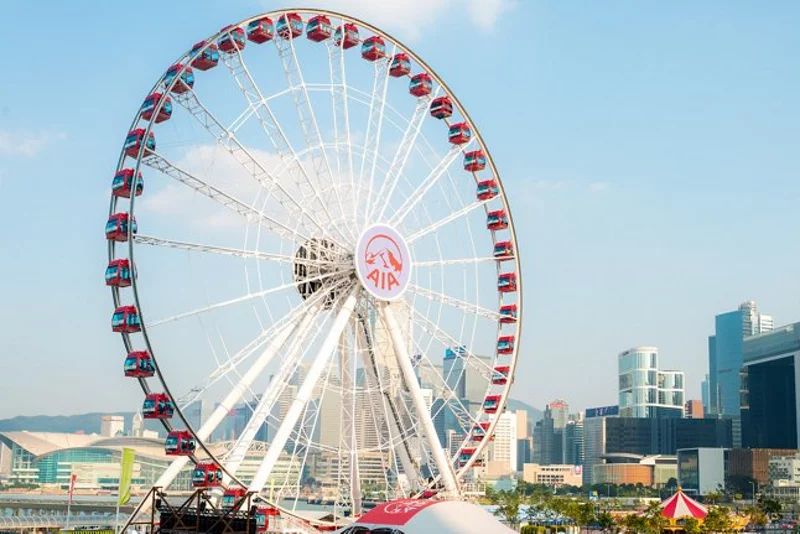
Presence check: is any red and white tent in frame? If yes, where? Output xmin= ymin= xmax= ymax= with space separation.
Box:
xmin=661 ymin=489 xmax=708 ymax=520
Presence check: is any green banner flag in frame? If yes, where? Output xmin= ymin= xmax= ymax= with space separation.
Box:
xmin=118 ymin=447 xmax=135 ymax=505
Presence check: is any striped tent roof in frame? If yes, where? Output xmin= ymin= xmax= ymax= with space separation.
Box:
xmin=661 ymin=489 xmax=708 ymax=520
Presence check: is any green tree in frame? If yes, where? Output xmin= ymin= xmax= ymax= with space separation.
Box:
xmin=742 ymin=505 xmax=767 ymax=527
xmin=705 ymin=491 xmax=724 ymax=505
xmin=757 ymin=494 xmax=782 ymax=519
xmin=683 ymin=517 xmax=702 ymax=534
xmin=597 ymin=511 xmax=616 ymax=532
xmin=486 ymin=486 xmax=523 ymax=529
xmin=702 ymin=506 xmax=735 ymax=533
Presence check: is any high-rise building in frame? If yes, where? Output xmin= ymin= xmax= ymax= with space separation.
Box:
xmin=549 ymin=399 xmax=569 ymax=429
xmin=492 ymin=412 xmax=518 ymax=473
xmin=604 ymin=417 xmax=732 ymax=456
xmin=708 ymin=301 xmax=773 ymax=446
xmin=184 ymin=400 xmax=209 ymax=432
xmin=131 ymin=412 xmax=143 ymax=437
xmin=618 ymin=347 xmax=685 ymax=418
xmin=701 ymin=375 xmax=710 ymax=416
xmin=685 ymin=400 xmax=704 ymax=419
xmin=582 ymin=405 xmax=619 ymax=485
xmin=741 ymin=322 xmax=800 ymax=449
xmin=562 ymin=420 xmax=584 ymax=465
xmin=100 ymin=416 xmax=124 ymax=438
xmin=533 ymin=402 xmax=565 ymax=466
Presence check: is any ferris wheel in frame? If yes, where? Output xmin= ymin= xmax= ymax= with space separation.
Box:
xmin=106 ymin=8 xmax=522 ymax=527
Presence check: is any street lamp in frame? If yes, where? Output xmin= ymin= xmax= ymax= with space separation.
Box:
xmin=750 ymin=480 xmax=758 ymax=507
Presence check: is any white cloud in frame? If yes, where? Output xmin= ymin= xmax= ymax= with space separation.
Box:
xmin=587 ymin=181 xmax=610 ymax=193
xmin=267 ymin=0 xmax=515 ymax=40
xmin=0 ymin=130 xmax=66 ymax=157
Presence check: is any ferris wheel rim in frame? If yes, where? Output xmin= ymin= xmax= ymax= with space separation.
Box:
xmin=108 ymin=7 xmax=524 ymax=525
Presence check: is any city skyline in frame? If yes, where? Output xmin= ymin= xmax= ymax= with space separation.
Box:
xmin=1 ymin=1 xmax=799 ymax=419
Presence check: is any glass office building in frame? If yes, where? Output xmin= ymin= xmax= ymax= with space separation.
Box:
xmin=618 ymin=347 xmax=684 ymax=418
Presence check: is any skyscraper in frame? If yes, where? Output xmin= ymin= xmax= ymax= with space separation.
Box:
xmin=708 ymin=301 xmax=773 ymax=446
xmin=492 ymin=412 xmax=518 ymax=473
xmin=562 ymin=420 xmax=584 ymax=465
xmin=582 ymin=405 xmax=619 ymax=485
xmin=549 ymin=399 xmax=569 ymax=429
xmin=533 ymin=402 xmax=564 ymax=465
xmin=618 ymin=347 xmax=685 ymax=418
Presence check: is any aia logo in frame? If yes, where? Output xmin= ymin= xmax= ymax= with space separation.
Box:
xmin=356 ymin=225 xmax=412 ymax=301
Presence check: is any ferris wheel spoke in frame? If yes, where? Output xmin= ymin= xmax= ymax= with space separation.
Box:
xmin=407 ymin=197 xmax=493 ymax=244
xmin=371 ymin=88 xmax=440 ymax=224
xmin=273 ymin=29 xmax=356 ymax=243
xmin=221 ymin=40 xmax=353 ymax=246
xmin=413 ymin=256 xmax=497 ymax=268
xmin=389 ymin=141 xmax=475 ymax=227
xmin=170 ymin=88 xmax=334 ymax=243
xmin=407 ymin=307 xmax=495 ymax=380
xmin=378 ymin=303 xmax=458 ymax=495
xmin=133 ymin=234 xmax=343 ymax=269
xmin=142 ymin=153 xmax=308 ymax=243
xmin=149 ymin=268 xmax=350 ymax=327
xmin=407 ymin=283 xmax=500 ymax=321
xmin=355 ymin=48 xmax=393 ymax=227
xmin=248 ymin=288 xmax=360 ymax=494
xmin=222 ymin=306 xmax=323 ymax=479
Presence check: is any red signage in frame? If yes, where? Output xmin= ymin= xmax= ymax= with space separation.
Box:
xmin=357 ymin=499 xmax=439 ymax=526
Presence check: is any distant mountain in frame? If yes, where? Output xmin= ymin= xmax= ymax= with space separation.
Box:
xmin=0 ymin=412 xmax=162 ymax=436
xmin=506 ymin=398 xmax=543 ymax=423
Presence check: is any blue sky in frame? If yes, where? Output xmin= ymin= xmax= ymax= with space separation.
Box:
xmin=0 ymin=1 xmax=798 ymax=419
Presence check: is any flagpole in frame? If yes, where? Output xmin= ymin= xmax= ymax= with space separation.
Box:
xmin=65 ymin=470 xmax=75 ymax=530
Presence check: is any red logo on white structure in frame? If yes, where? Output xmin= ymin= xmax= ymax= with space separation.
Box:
xmin=356 ymin=225 xmax=412 ymax=301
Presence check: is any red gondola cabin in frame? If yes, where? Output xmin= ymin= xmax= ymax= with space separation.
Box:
xmin=164 ymin=64 xmax=194 ymax=94
xmin=143 ymin=393 xmax=174 ymax=419
xmin=334 ymin=23 xmax=359 ymax=49
xmin=124 ymin=351 xmax=155 ymax=378
xmin=192 ymin=463 xmax=223 ymax=488
xmin=471 ymin=422 xmax=493 ymax=442
xmin=222 ymin=490 xmax=277 ymax=531
xmin=124 ymin=129 xmax=155 ymax=158
xmin=222 ymin=488 xmax=247 ymax=509
xmin=497 ymin=335 xmax=515 ymax=354
xmin=492 ymin=365 xmax=510 ymax=385
xmin=247 ymin=18 xmax=274 ymax=44
xmin=487 ymin=210 xmax=508 ymax=231
xmin=493 ymin=241 xmax=513 ymax=259
xmin=409 ymin=73 xmax=432 ymax=97
xmin=458 ymin=447 xmax=476 ymax=467
xmin=477 ymin=180 xmax=499 ymax=201
xmin=105 ymin=213 xmax=137 ymax=242
xmin=499 ymin=304 xmax=518 ymax=324
xmin=218 ymin=26 xmax=246 ymax=53
xmin=112 ymin=305 xmax=141 ymax=333
xmin=112 ymin=169 xmax=143 ymax=199
xmin=105 ymin=259 xmax=133 ymax=287
xmin=448 ymin=122 xmax=472 ymax=145
xmin=306 ymin=15 xmax=332 ymax=42
xmin=165 ymin=430 xmax=196 ymax=456
xmin=190 ymin=41 xmax=219 ymax=70
xmin=483 ymin=395 xmax=502 ymax=414
xmin=140 ymin=93 xmax=172 ymax=123
xmin=361 ymin=36 xmax=386 ymax=61
xmin=464 ymin=150 xmax=487 ymax=172
xmin=276 ymin=13 xmax=303 ymax=39
xmin=389 ymin=53 xmax=411 ymax=77
xmin=430 ymin=96 xmax=453 ymax=119
xmin=498 ymin=272 xmax=517 ymax=293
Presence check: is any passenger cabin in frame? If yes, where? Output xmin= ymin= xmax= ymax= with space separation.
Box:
xmin=493 ymin=241 xmax=514 ymax=259
xmin=124 ymin=351 xmax=154 ymax=378
xmin=409 ymin=73 xmax=432 ymax=97
xmin=464 ymin=150 xmax=487 ymax=172
xmin=165 ymin=431 xmax=196 ymax=456
xmin=483 ymin=395 xmax=502 ymax=414
xmin=486 ymin=209 xmax=509 ymax=231
xmin=497 ymin=335 xmax=515 ymax=354
xmin=389 ymin=53 xmax=411 ymax=77
xmin=361 ymin=36 xmax=386 ymax=61
xmin=499 ymin=304 xmax=518 ymax=323
xmin=124 ymin=129 xmax=155 ymax=158
xmin=334 ymin=23 xmax=359 ymax=49
xmin=476 ymin=180 xmax=499 ymax=201
xmin=143 ymin=393 xmax=174 ymax=419
xmin=276 ymin=13 xmax=303 ymax=39
xmin=192 ymin=463 xmax=223 ymax=488
xmin=458 ymin=448 xmax=476 ymax=467
xmin=105 ymin=259 xmax=133 ymax=287
xmin=218 ymin=26 xmax=246 ymax=53
xmin=430 ymin=96 xmax=453 ymax=119
xmin=471 ymin=422 xmax=493 ymax=442
xmin=105 ymin=213 xmax=137 ymax=242
xmin=112 ymin=305 xmax=141 ymax=333
xmin=498 ymin=272 xmax=517 ymax=293
xmin=492 ymin=365 xmax=510 ymax=385
xmin=222 ymin=488 xmax=247 ymax=509
xmin=306 ymin=15 xmax=332 ymax=42
xmin=448 ymin=122 xmax=472 ymax=145
xmin=190 ymin=41 xmax=219 ymax=70
xmin=112 ymin=169 xmax=143 ymax=199
xmin=247 ymin=18 xmax=274 ymax=43
xmin=140 ymin=93 xmax=172 ymax=123
xmin=164 ymin=64 xmax=194 ymax=94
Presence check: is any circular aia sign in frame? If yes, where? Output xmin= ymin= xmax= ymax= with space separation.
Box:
xmin=355 ymin=224 xmax=412 ymax=301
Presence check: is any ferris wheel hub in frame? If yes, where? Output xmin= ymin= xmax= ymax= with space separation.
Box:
xmin=293 ymin=237 xmax=351 ymax=308
xmin=354 ymin=224 xmax=412 ymax=302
